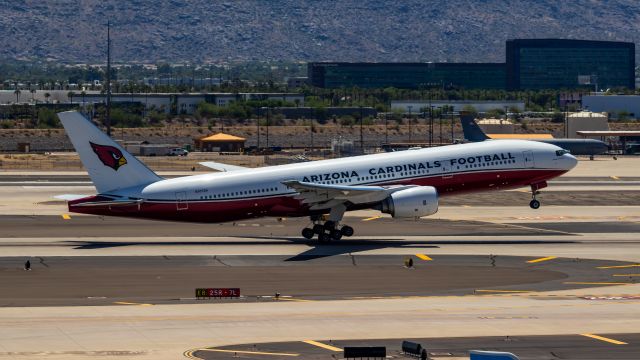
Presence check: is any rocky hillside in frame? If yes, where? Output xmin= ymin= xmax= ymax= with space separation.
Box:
xmin=1 ymin=0 xmax=639 ymax=63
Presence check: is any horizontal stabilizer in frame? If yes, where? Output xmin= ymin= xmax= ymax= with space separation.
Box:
xmin=199 ymin=161 xmax=249 ymax=172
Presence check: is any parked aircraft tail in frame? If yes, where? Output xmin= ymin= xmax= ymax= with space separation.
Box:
xmin=460 ymin=114 xmax=490 ymax=142
xmin=57 ymin=111 xmax=162 ymax=193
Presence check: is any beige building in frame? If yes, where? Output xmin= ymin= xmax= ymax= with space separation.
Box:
xmin=567 ymin=111 xmax=608 ymax=139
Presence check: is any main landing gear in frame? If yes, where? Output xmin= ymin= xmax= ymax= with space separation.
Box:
xmin=301 ymin=203 xmax=354 ymax=242
xmin=301 ymin=220 xmax=354 ymax=242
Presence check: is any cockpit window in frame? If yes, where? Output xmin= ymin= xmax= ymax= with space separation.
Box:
xmin=556 ymin=149 xmax=570 ymax=156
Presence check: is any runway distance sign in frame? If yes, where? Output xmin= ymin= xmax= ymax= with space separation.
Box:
xmin=196 ymin=288 xmax=240 ymax=298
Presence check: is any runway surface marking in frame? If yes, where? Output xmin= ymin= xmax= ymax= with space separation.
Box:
xmin=197 ymin=348 xmax=299 ymax=356
xmin=475 ymin=290 xmax=533 ymax=294
xmin=361 ymin=216 xmax=382 ymax=221
xmin=183 ymin=349 xmax=198 ymax=359
xmin=598 ymin=264 xmax=640 ymax=269
xmin=61 ymin=214 xmax=71 ymax=220
xmin=581 ymin=333 xmax=628 ymax=345
xmin=527 ymin=256 xmax=557 ymax=263
xmin=276 ymin=297 xmax=314 ymax=302
xmin=302 ymin=340 xmax=342 ymax=352
xmin=113 ymin=301 xmax=153 ymax=306
xmin=564 ymin=282 xmax=632 ymax=285
xmin=613 ymin=274 xmax=640 ymax=277
xmin=415 ymin=253 xmax=432 ymax=261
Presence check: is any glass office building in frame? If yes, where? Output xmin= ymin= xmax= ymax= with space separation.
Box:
xmin=308 ymin=62 xmax=506 ymax=89
xmin=506 ymin=39 xmax=635 ymax=90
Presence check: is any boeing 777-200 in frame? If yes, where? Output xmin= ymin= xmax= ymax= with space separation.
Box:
xmin=57 ymin=111 xmax=578 ymax=241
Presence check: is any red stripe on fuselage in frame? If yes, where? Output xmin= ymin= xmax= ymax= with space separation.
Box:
xmin=69 ymin=168 xmax=567 ymax=223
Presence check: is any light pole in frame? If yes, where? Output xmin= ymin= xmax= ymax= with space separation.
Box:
xmin=429 ymin=105 xmax=434 ymax=147
xmin=266 ymin=107 xmax=270 ymax=148
xmin=106 ymin=21 xmax=112 ymax=136
xmin=407 ymin=105 xmax=412 ymax=142
xmin=359 ymin=105 xmax=364 ymax=152
xmin=438 ymin=107 xmax=443 ymax=145
xmin=257 ymin=107 xmax=262 ymax=149
xmin=450 ymin=107 xmax=454 ymax=144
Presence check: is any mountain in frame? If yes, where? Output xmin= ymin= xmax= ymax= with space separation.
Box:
xmin=1 ymin=0 xmax=639 ymax=63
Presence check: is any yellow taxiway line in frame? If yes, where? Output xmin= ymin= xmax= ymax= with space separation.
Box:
xmin=61 ymin=214 xmax=71 ymax=220
xmin=198 ymin=348 xmax=299 ymax=356
xmin=597 ymin=264 xmax=640 ymax=269
xmin=527 ymin=256 xmax=557 ymax=263
xmin=113 ymin=301 xmax=153 ymax=306
xmin=610 ymin=175 xmax=621 ymax=180
xmin=362 ymin=216 xmax=382 ymax=221
xmin=475 ymin=290 xmax=533 ymax=294
xmin=276 ymin=297 xmax=313 ymax=302
xmin=581 ymin=333 xmax=627 ymax=345
xmin=564 ymin=282 xmax=631 ymax=285
xmin=302 ymin=340 xmax=342 ymax=352
xmin=415 ymin=254 xmax=432 ymax=261
xmin=612 ymin=274 xmax=640 ymax=277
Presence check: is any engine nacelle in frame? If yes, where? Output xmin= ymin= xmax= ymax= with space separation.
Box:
xmin=378 ymin=186 xmax=438 ymax=218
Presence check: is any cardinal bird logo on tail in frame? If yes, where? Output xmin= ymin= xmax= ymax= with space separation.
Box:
xmin=89 ymin=142 xmax=128 ymax=171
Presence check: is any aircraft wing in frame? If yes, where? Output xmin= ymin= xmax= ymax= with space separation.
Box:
xmin=282 ymin=180 xmax=413 ymax=210
xmin=199 ymin=161 xmax=249 ymax=172
xmin=54 ymin=194 xmax=91 ymax=201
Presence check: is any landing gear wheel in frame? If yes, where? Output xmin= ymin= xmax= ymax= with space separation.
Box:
xmin=529 ymin=199 xmax=540 ymax=209
xmin=318 ymin=232 xmax=330 ymax=242
xmin=323 ymin=220 xmax=336 ymax=230
xmin=341 ymin=225 xmax=354 ymax=237
xmin=313 ymin=224 xmax=324 ymax=234
xmin=330 ymin=229 xmax=343 ymax=241
xmin=302 ymin=228 xmax=314 ymax=239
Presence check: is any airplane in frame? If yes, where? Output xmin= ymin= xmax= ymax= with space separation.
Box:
xmin=460 ymin=115 xmax=609 ymax=156
xmin=56 ymin=111 xmax=578 ymax=242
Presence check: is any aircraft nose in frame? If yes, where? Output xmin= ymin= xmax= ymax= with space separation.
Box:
xmin=563 ymin=153 xmax=578 ymax=170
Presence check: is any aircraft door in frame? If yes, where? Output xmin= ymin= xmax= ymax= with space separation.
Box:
xmin=176 ymin=191 xmax=188 ymax=210
xmin=522 ymin=150 xmax=535 ymax=168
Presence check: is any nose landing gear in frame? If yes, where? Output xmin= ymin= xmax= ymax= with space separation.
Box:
xmin=529 ymin=197 xmax=541 ymax=209
xmin=529 ymin=181 xmax=546 ymax=209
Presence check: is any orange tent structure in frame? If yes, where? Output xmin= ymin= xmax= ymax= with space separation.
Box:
xmin=195 ymin=133 xmax=246 ymax=152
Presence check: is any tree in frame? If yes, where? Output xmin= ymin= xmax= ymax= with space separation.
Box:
xmin=30 ymin=89 xmax=36 ymax=102
xmin=14 ymin=89 xmax=21 ymax=103
xmin=37 ymin=108 xmax=60 ymax=128
xmin=44 ymin=92 xmax=51 ymax=104
xmin=461 ymin=105 xmax=478 ymax=117
xmin=67 ymin=91 xmax=75 ymax=104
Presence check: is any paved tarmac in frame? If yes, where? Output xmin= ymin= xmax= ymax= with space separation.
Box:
xmin=3 ymin=254 xmax=634 ymax=307
xmin=192 ymin=333 xmax=640 ymax=359
xmin=1 ymin=163 xmax=639 ymax=359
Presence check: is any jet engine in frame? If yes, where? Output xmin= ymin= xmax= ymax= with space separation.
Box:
xmin=377 ymin=186 xmax=438 ymax=218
